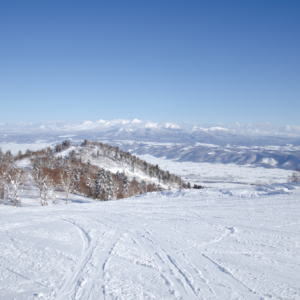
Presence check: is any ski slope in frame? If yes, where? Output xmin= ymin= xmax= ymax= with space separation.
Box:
xmin=1 ymin=184 xmax=300 ymax=299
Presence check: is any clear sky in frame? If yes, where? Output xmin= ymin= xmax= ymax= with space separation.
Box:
xmin=1 ymin=0 xmax=299 ymax=125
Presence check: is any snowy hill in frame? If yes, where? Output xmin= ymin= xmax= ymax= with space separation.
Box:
xmin=0 ymin=140 xmax=187 ymax=208
xmin=69 ymin=140 xmax=187 ymax=190
xmin=1 ymin=183 xmax=300 ymax=299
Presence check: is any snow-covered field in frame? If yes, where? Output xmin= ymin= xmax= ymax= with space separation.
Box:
xmin=137 ymin=154 xmax=292 ymax=189
xmin=1 ymin=183 xmax=300 ymax=299
xmin=0 ymin=142 xmax=57 ymax=155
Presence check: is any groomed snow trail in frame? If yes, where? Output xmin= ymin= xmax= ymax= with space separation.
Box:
xmin=1 ymin=184 xmax=300 ymax=299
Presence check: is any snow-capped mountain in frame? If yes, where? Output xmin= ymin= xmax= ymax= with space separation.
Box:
xmin=1 ymin=119 xmax=300 ymax=138
xmin=1 ymin=119 xmax=300 ymax=170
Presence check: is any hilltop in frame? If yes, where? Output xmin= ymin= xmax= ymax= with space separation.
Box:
xmin=0 ymin=140 xmax=188 ymax=206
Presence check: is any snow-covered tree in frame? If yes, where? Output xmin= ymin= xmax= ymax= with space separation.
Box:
xmin=7 ymin=168 xmax=26 ymax=206
xmin=105 ymin=171 xmax=115 ymax=200
xmin=0 ymin=161 xmax=9 ymax=201
xmin=0 ymin=149 xmax=16 ymax=202
xmin=116 ymin=171 xmax=130 ymax=198
xmin=94 ymin=168 xmax=107 ymax=200
xmin=288 ymin=166 xmax=300 ymax=182
xmin=59 ymin=162 xmax=76 ymax=204
xmin=32 ymin=166 xmax=55 ymax=206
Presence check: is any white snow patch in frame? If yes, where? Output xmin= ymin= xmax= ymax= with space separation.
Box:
xmin=145 ymin=123 xmax=158 ymax=128
xmin=96 ymin=119 xmax=106 ymax=123
xmin=164 ymin=123 xmax=180 ymax=129
xmin=0 ymin=142 xmax=55 ymax=155
xmin=209 ymin=127 xmax=228 ymax=131
xmin=195 ymin=142 xmax=220 ymax=148
xmin=131 ymin=119 xmax=142 ymax=123
xmin=262 ymin=157 xmax=278 ymax=166
xmin=58 ymin=135 xmax=77 ymax=138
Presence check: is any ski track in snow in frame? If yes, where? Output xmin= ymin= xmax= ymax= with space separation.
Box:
xmin=1 ymin=184 xmax=300 ymax=299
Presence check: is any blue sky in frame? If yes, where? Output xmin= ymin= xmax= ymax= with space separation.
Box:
xmin=1 ymin=0 xmax=299 ymax=125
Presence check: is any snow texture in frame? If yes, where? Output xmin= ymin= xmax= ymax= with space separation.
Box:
xmin=1 ymin=183 xmax=300 ymax=299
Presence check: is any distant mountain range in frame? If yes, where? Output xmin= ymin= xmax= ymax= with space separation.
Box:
xmin=1 ymin=119 xmax=300 ymax=170
xmin=1 ymin=119 xmax=300 ymax=137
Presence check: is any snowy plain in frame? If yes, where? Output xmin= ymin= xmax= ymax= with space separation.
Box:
xmin=1 ymin=184 xmax=300 ymax=299
xmin=136 ymin=154 xmax=293 ymax=189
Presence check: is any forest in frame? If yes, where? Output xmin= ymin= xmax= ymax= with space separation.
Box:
xmin=0 ymin=140 xmax=190 ymax=206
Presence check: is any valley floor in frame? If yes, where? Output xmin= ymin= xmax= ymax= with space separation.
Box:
xmin=1 ymin=183 xmax=300 ymax=299
xmin=137 ymin=154 xmax=292 ymax=189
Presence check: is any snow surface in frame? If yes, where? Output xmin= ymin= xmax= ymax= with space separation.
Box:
xmin=137 ymin=154 xmax=292 ymax=189
xmin=1 ymin=183 xmax=300 ymax=299
xmin=0 ymin=142 xmax=56 ymax=155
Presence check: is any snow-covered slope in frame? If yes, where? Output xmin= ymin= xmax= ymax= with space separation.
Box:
xmin=1 ymin=183 xmax=300 ymax=299
xmin=70 ymin=143 xmax=185 ymax=190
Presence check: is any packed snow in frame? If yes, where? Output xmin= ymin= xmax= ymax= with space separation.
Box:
xmin=1 ymin=183 xmax=300 ymax=299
